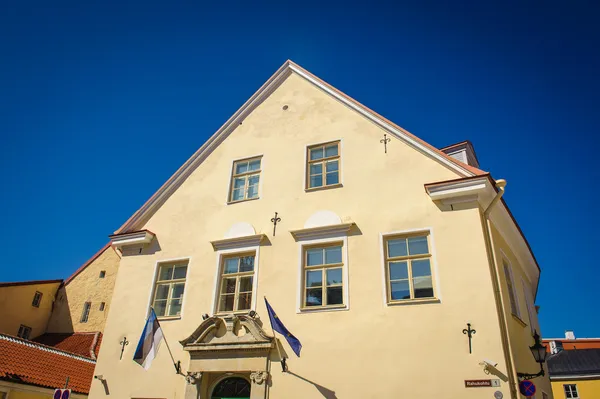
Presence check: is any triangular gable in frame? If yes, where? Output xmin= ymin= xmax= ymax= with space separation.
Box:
xmin=116 ymin=60 xmax=486 ymax=234
xmin=64 ymin=243 xmax=118 ymax=285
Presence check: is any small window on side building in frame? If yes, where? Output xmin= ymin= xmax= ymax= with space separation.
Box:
xmin=99 ymin=270 xmax=106 ymax=278
xmin=99 ymin=302 xmax=106 ymax=311
xmin=80 ymin=302 xmax=91 ymax=323
xmin=32 ymin=291 xmax=43 ymax=307
xmin=564 ymin=384 xmax=579 ymax=398
xmin=17 ymin=324 xmax=32 ymax=340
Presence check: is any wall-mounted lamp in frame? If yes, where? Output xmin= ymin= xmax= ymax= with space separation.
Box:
xmin=517 ymin=331 xmax=548 ymax=380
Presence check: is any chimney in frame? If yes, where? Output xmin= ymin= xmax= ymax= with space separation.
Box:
xmin=550 ymin=341 xmax=564 ymax=354
xmin=440 ymin=141 xmax=480 ymax=168
xmin=565 ymin=330 xmax=576 ymax=340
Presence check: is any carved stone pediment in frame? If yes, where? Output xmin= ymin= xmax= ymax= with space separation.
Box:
xmin=180 ymin=314 xmax=273 ymax=353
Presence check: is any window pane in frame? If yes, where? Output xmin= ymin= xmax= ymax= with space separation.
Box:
xmin=233 ymin=177 xmax=246 ymax=189
xmin=168 ymin=298 xmax=182 ymax=316
xmin=389 ymin=261 xmax=408 ymax=280
xmin=248 ymin=159 xmax=261 ymax=171
xmin=224 ymin=258 xmax=238 ymax=274
xmin=247 ymin=184 xmax=258 ymax=199
xmin=221 ymin=278 xmax=237 ymax=294
xmin=310 ymin=147 xmax=324 ymax=160
xmin=325 ymin=246 xmax=342 ymax=264
xmin=235 ymin=162 xmax=249 ymax=174
xmin=326 ymin=171 xmax=339 ymax=185
xmin=391 ymin=280 xmax=411 ymax=300
xmin=239 ymin=256 xmax=255 ymax=272
xmin=154 ymin=300 xmax=167 ymax=316
xmin=305 ymin=288 xmax=323 ymax=306
xmin=306 ymin=249 xmax=323 ymax=266
xmin=237 ymin=293 xmax=252 ymax=310
xmin=413 ymin=277 xmax=434 ymax=298
xmin=325 ymin=144 xmax=338 ymax=157
xmin=326 ymin=268 xmax=343 ymax=285
xmin=411 ymin=259 xmax=431 ymax=278
xmin=155 ymin=284 xmax=169 ymax=300
xmin=219 ymin=295 xmax=234 ymax=312
xmin=388 ymin=239 xmax=408 ymax=258
xmin=306 ymin=270 xmax=323 ymax=287
xmin=239 ymin=276 xmax=253 ymax=292
xmin=408 ymin=236 xmax=429 ymax=255
xmin=310 ymin=163 xmax=322 ymax=175
xmin=309 ymin=175 xmax=323 ymax=188
xmin=171 ymin=283 xmax=185 ymax=299
xmin=232 ymin=188 xmax=244 ymax=201
xmin=173 ymin=265 xmax=187 ymax=279
xmin=327 ymin=286 xmax=343 ymax=305
xmin=248 ymin=175 xmax=259 ymax=186
xmin=158 ymin=266 xmax=173 ymax=281
xmin=326 ymin=160 xmax=338 ymax=172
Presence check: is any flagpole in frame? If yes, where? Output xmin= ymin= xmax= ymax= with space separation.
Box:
xmin=264 ymin=297 xmax=287 ymax=372
xmin=152 ymin=307 xmax=181 ymax=374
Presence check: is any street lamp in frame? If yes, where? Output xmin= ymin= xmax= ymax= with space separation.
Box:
xmin=517 ymin=330 xmax=548 ymax=380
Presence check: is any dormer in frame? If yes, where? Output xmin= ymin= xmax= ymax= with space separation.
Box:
xmin=440 ymin=141 xmax=480 ymax=168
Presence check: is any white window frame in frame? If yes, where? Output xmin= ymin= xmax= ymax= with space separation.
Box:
xmin=564 ymin=384 xmax=579 ymax=398
xmin=145 ymin=257 xmax=192 ymax=320
xmin=226 ymin=155 xmax=264 ymax=204
xmin=211 ymin=246 xmax=261 ymax=315
xmin=17 ymin=324 xmax=32 ymax=340
xmin=303 ymin=139 xmax=344 ymax=191
xmin=522 ymin=277 xmax=539 ymax=333
xmin=296 ymin=235 xmax=349 ymax=313
xmin=80 ymin=302 xmax=91 ymax=323
xmin=379 ymin=227 xmax=442 ymax=306
xmin=501 ymin=252 xmax=521 ymax=319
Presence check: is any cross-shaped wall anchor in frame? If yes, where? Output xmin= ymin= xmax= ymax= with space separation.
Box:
xmin=270 ymin=212 xmax=281 ymax=236
xmin=462 ymin=323 xmax=476 ymax=354
xmin=119 ymin=337 xmax=129 ymax=360
xmin=380 ymin=134 xmax=391 ymax=154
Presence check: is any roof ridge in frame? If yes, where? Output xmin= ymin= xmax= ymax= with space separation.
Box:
xmin=0 ymin=279 xmax=63 ymax=287
xmin=64 ymin=242 xmax=116 ymax=285
xmin=0 ymin=333 xmax=96 ymax=364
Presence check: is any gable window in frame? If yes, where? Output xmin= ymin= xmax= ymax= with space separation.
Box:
xmin=503 ymin=259 xmax=521 ymax=318
xmin=564 ymin=384 xmax=579 ymax=398
xmin=306 ymin=141 xmax=340 ymax=189
xmin=383 ymin=233 xmax=436 ymax=303
xmin=32 ymin=291 xmax=43 ymax=307
xmin=152 ymin=262 xmax=188 ymax=318
xmin=80 ymin=302 xmax=91 ymax=323
xmin=302 ymin=244 xmax=344 ymax=308
xmin=229 ymin=157 xmax=261 ymax=203
xmin=99 ymin=302 xmax=106 ymax=311
xmin=99 ymin=270 xmax=106 ymax=278
xmin=217 ymin=254 xmax=255 ymax=313
xmin=17 ymin=325 xmax=32 ymax=340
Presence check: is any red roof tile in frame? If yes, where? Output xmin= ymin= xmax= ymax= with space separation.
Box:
xmin=33 ymin=332 xmax=102 ymax=359
xmin=0 ymin=334 xmax=96 ymax=394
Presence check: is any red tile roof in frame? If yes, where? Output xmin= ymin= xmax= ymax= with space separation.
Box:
xmin=0 ymin=279 xmax=63 ymax=288
xmin=33 ymin=332 xmax=102 ymax=359
xmin=0 ymin=333 xmax=96 ymax=394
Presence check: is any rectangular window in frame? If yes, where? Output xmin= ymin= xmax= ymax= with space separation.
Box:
xmin=217 ymin=254 xmax=255 ymax=313
xmin=306 ymin=141 xmax=340 ymax=189
xmin=32 ymin=291 xmax=42 ymax=307
xmin=99 ymin=270 xmax=106 ymax=278
xmin=229 ymin=157 xmax=261 ymax=202
xmin=503 ymin=260 xmax=520 ymax=317
xmin=99 ymin=302 xmax=106 ymax=311
xmin=152 ymin=262 xmax=188 ymax=317
xmin=523 ymin=278 xmax=538 ymax=333
xmin=384 ymin=234 xmax=435 ymax=302
xmin=80 ymin=302 xmax=91 ymax=323
xmin=17 ymin=325 xmax=32 ymax=340
xmin=564 ymin=384 xmax=579 ymax=398
xmin=302 ymin=244 xmax=344 ymax=308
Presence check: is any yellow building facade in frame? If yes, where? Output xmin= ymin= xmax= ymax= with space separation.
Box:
xmin=89 ymin=61 xmax=551 ymax=399
xmin=0 ymin=280 xmax=61 ymax=340
xmin=551 ymin=379 xmax=600 ymax=399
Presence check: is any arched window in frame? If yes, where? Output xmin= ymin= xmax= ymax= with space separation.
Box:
xmin=211 ymin=377 xmax=251 ymax=399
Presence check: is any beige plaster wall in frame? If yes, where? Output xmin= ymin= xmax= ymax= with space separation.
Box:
xmin=47 ymin=247 xmax=120 ymax=333
xmin=0 ymin=282 xmax=60 ymax=339
xmin=91 ymin=73 xmax=530 ymax=398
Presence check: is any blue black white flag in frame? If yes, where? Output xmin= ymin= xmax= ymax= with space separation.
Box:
xmin=265 ymin=298 xmax=302 ymax=357
xmin=133 ymin=308 xmax=164 ymax=370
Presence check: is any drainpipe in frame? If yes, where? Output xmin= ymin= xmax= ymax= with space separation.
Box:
xmin=480 ymin=179 xmax=519 ymax=399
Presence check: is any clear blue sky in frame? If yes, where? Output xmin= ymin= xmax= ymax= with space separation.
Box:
xmin=1 ymin=1 xmax=598 ymax=338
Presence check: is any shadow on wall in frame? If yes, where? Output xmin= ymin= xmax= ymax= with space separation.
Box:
xmin=286 ymin=371 xmax=337 ymax=399
xmin=46 ymin=286 xmax=74 ymax=333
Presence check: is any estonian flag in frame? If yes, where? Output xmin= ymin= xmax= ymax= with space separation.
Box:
xmin=265 ymin=298 xmax=302 ymax=357
xmin=133 ymin=308 xmax=164 ymax=370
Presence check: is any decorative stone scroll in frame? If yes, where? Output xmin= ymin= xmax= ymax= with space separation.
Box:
xmin=250 ymin=371 xmax=269 ymax=385
xmin=185 ymin=372 xmax=202 ymax=385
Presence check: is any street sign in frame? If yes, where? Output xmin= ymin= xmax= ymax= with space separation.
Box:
xmin=53 ymin=389 xmax=71 ymax=399
xmin=465 ymin=379 xmax=492 ymax=387
xmin=519 ymin=380 xmax=536 ymax=397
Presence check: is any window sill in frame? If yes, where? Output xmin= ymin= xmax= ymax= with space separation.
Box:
xmin=511 ymin=314 xmax=527 ymax=327
xmin=298 ymin=304 xmax=348 ymax=313
xmin=157 ymin=316 xmax=181 ymax=322
xmin=387 ymin=298 xmax=441 ymax=307
xmin=305 ymin=183 xmax=343 ymax=193
xmin=227 ymin=197 xmax=260 ymax=205
xmin=215 ymin=310 xmax=253 ymax=317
